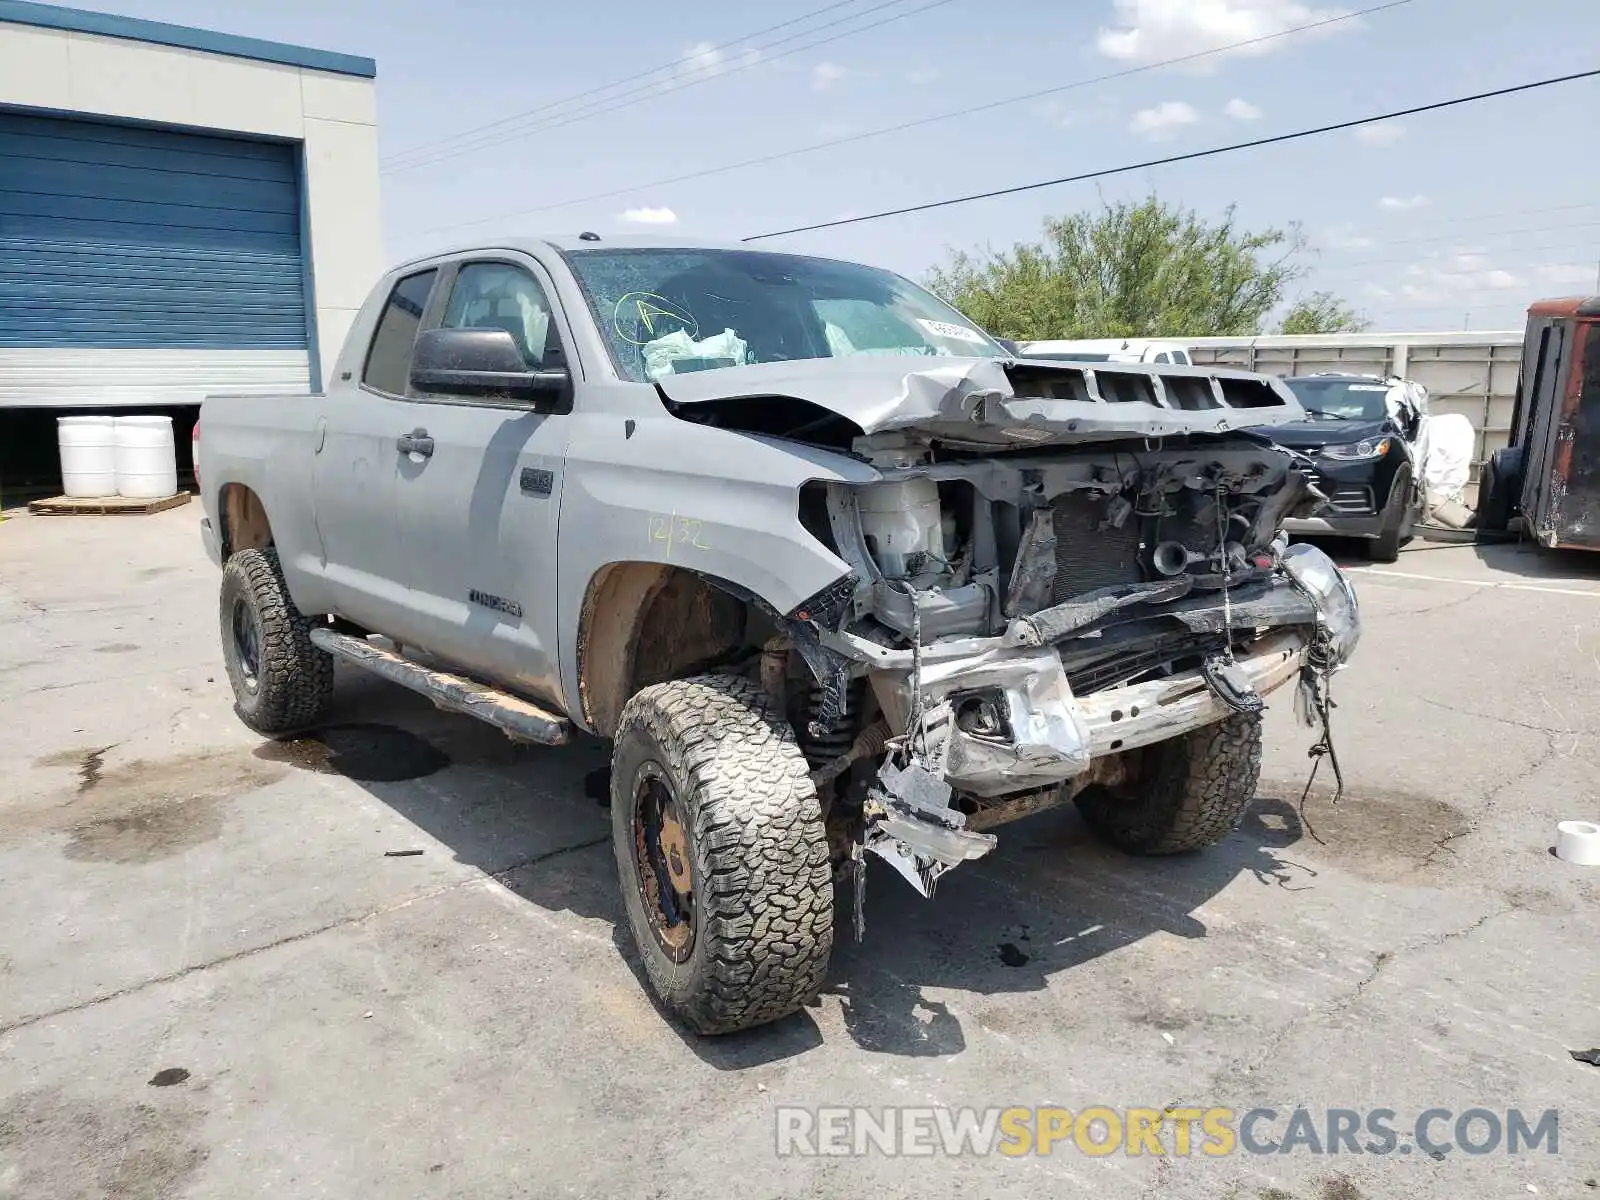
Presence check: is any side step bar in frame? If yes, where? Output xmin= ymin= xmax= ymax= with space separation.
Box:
xmin=309 ymin=628 xmax=571 ymax=746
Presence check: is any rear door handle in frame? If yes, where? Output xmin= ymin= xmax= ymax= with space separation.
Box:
xmin=397 ymin=428 xmax=434 ymax=458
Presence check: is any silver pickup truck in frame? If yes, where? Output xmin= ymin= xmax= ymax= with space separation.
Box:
xmin=198 ymin=235 xmax=1361 ymax=1035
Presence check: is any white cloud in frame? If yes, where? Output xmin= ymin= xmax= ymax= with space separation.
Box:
xmin=1224 ymin=97 xmax=1262 ymax=120
xmin=1354 ymin=121 xmax=1405 ymax=146
xmin=1379 ymin=194 xmax=1429 ymax=210
xmin=1391 ymin=256 xmax=1526 ymax=304
xmin=906 ymin=66 xmax=940 ymax=84
xmin=1321 ymin=226 xmax=1374 ymax=250
xmin=1537 ymin=264 xmax=1596 ymax=286
xmin=678 ymin=41 xmax=724 ymax=81
xmin=1097 ymin=0 xmax=1350 ymax=68
xmin=812 ymin=61 xmax=846 ymax=90
xmin=1130 ymin=100 xmax=1200 ymax=139
xmin=619 ymin=206 xmax=678 ymax=225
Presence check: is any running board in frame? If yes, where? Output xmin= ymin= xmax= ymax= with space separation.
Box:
xmin=309 ymin=628 xmax=571 ymax=746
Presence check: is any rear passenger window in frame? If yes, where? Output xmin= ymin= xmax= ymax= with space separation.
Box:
xmin=363 ymin=269 xmax=438 ymax=395
xmin=1153 ymin=352 xmax=1171 ymax=364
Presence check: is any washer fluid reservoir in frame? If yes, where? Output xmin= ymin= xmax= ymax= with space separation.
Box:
xmin=858 ymin=479 xmax=944 ymax=578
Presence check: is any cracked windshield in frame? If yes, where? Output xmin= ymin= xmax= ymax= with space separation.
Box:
xmin=564 ymin=247 xmax=1006 ymax=382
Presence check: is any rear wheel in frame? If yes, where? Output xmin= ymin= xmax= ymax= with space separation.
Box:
xmin=219 ymin=548 xmax=334 ymax=735
xmin=1075 ymin=713 xmax=1263 ymax=855
xmin=611 ymin=675 xmax=834 ymax=1035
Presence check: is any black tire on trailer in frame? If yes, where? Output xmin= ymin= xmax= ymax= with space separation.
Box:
xmin=1369 ymin=466 xmax=1414 ymax=564
xmin=1476 ymin=447 xmax=1523 ymax=532
xmin=219 ymin=547 xmax=334 ymax=735
xmin=611 ymin=674 xmax=834 ymax=1035
xmin=1075 ymin=713 xmax=1263 ymax=855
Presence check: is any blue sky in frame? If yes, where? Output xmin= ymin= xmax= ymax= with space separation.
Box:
xmin=81 ymin=0 xmax=1600 ymax=332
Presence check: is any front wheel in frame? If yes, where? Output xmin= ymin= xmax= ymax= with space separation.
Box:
xmin=1369 ymin=467 xmax=1415 ymax=563
xmin=1075 ymin=713 xmax=1263 ymax=855
xmin=611 ymin=675 xmax=834 ymax=1035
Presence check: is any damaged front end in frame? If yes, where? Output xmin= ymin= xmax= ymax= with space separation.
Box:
xmin=720 ymin=358 xmax=1365 ymax=910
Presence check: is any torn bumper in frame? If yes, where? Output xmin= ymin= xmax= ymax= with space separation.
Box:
xmin=906 ymin=630 xmax=1307 ymax=797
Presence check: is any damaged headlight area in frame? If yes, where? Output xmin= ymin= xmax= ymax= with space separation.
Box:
xmin=778 ymin=426 xmax=1357 ymax=925
xmin=1280 ymin=543 xmax=1362 ymax=665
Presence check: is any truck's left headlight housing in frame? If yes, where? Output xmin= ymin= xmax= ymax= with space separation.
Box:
xmin=1281 ymin=543 xmax=1361 ymax=665
xmin=1321 ymin=437 xmax=1390 ymax=461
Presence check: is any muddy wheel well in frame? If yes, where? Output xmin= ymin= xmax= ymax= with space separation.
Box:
xmin=219 ymin=484 xmax=272 ymax=559
xmin=577 ymin=563 xmax=775 ymax=737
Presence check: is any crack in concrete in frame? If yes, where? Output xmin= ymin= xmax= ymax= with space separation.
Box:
xmin=1418 ymin=695 xmax=1591 ymax=736
xmin=1216 ymin=905 xmax=1514 ymax=1087
xmin=0 ymin=834 xmax=609 ymax=1040
xmin=1400 ymin=588 xmax=1487 ymax=618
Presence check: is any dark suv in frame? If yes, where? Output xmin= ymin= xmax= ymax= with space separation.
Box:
xmin=1263 ymin=374 xmax=1424 ymax=562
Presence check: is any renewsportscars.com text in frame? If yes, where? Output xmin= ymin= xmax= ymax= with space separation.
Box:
xmin=775 ymin=1106 xmax=1560 ymax=1159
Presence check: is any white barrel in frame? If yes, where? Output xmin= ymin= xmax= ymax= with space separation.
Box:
xmin=57 ymin=416 xmax=119 ymax=498
xmin=114 ymin=415 xmax=178 ymax=499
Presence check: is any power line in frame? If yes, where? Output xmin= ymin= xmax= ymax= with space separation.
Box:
xmin=382 ymin=0 xmax=865 ymax=166
xmin=1308 ymin=223 xmax=1600 ymax=271
xmin=1364 ymin=199 xmax=1598 ymax=228
xmin=392 ymin=0 xmax=1411 ymax=242
xmin=1312 ymin=248 xmax=1600 ymax=280
xmin=384 ymin=0 xmax=960 ymax=175
xmin=741 ymin=68 xmax=1600 ymax=241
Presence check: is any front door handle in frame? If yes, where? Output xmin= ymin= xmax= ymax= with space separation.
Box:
xmin=397 ymin=428 xmax=434 ymax=458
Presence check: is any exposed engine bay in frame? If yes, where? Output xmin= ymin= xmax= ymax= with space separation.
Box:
xmin=771 ymin=428 xmax=1360 ymax=915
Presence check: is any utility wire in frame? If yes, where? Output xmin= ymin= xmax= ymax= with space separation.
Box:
xmin=742 ymin=68 xmax=1600 ymax=241
xmin=384 ymin=0 xmax=960 ymax=175
xmin=394 ymin=0 xmax=1411 ymax=241
xmin=382 ymin=0 xmax=865 ymax=165
xmin=1312 ymin=246 xmax=1599 ymax=279
xmin=1310 ymin=221 xmax=1600 ymax=267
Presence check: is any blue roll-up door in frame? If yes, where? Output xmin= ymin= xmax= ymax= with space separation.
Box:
xmin=0 ymin=111 xmax=307 ymax=351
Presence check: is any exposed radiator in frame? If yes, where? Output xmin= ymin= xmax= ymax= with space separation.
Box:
xmin=1049 ymin=494 xmax=1143 ymax=600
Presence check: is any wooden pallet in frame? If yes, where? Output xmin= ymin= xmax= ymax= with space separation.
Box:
xmin=27 ymin=492 xmax=192 ymax=516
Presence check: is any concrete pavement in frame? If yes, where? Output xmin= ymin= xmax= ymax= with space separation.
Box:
xmin=1 ymin=506 xmax=1597 ymax=1199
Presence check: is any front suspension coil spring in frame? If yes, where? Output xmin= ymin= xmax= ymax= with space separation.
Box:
xmin=799 ymin=678 xmax=865 ymax=769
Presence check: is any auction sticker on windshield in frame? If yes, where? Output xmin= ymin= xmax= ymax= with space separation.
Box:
xmin=917 ymin=318 xmax=987 ymax=344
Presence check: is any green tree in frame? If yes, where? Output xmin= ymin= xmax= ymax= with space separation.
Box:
xmin=1277 ymin=291 xmax=1371 ymax=335
xmin=924 ymin=197 xmax=1355 ymax=341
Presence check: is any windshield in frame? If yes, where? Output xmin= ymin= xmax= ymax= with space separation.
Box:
xmin=562 ymin=248 xmax=1006 ymax=383
xmin=1284 ymin=378 xmax=1392 ymax=421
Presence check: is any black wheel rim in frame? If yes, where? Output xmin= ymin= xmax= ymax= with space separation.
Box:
xmin=231 ymin=596 xmax=261 ymax=692
xmin=630 ymin=762 xmax=695 ymax=963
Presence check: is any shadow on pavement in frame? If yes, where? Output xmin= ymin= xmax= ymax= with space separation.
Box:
xmin=268 ymin=666 xmax=1310 ymax=1067
xmin=1470 ymin=538 xmax=1600 ymax=583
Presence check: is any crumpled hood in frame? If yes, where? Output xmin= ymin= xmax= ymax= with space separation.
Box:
xmin=1257 ymin=417 xmax=1391 ymax=450
xmin=655 ymin=355 xmax=1307 ymax=447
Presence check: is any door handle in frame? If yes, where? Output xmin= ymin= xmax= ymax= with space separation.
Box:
xmin=397 ymin=428 xmax=434 ymax=458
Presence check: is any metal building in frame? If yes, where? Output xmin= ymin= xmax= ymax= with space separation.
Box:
xmin=0 ymin=0 xmax=382 ymax=415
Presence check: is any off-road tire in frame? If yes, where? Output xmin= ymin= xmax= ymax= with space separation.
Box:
xmin=1369 ymin=466 xmax=1414 ymax=563
xmin=219 ymin=547 xmax=334 ymax=735
xmin=1075 ymin=713 xmax=1263 ymax=855
xmin=611 ymin=675 xmax=833 ymax=1035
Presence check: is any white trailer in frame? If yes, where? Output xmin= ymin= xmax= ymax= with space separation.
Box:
xmin=1186 ymin=331 xmax=1523 ymax=480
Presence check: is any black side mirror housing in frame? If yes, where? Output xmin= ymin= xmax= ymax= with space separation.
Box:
xmin=409 ymin=327 xmax=570 ymax=407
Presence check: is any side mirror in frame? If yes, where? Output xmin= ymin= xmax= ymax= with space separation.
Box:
xmin=409 ymin=327 xmax=570 ymax=404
